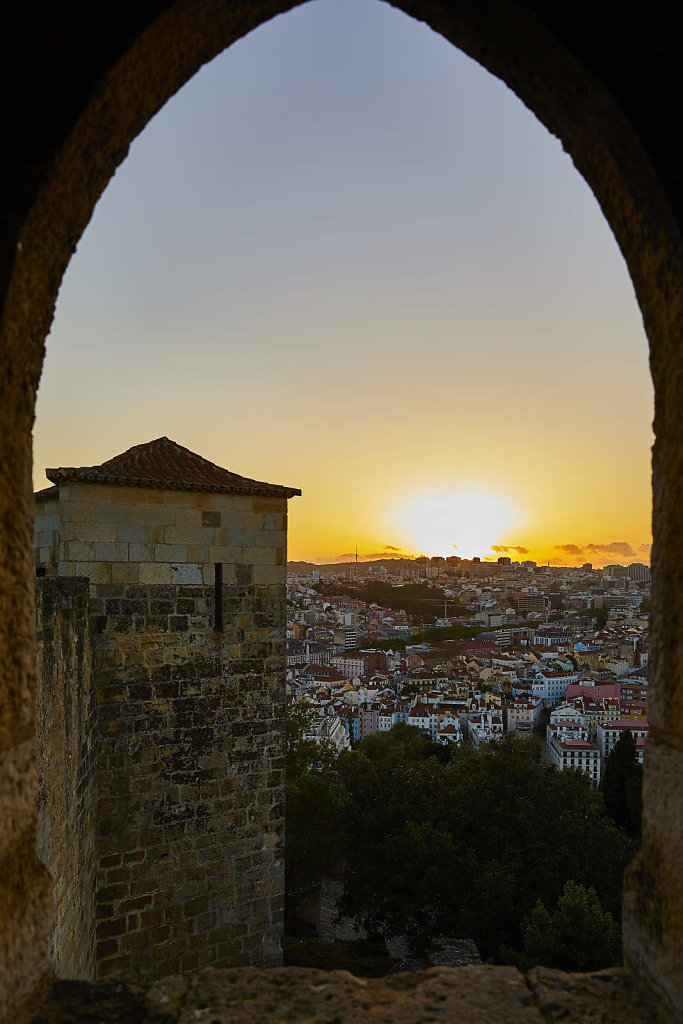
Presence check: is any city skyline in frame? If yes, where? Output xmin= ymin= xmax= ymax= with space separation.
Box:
xmin=33 ymin=0 xmax=653 ymax=567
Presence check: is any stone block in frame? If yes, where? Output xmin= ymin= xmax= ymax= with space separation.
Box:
xmin=95 ymin=502 xmax=134 ymax=525
xmin=208 ymin=546 xmax=240 ymax=563
xmin=128 ymin=544 xmax=152 ymax=562
xmin=111 ymin=564 xmax=140 ymax=585
xmin=253 ymin=565 xmax=286 ymax=586
xmin=154 ymin=544 xmax=187 ymax=562
xmin=227 ymin=530 xmax=257 ymax=547
xmin=131 ymin=505 xmax=177 ymax=526
xmin=62 ymin=500 xmax=96 ymax=523
xmin=172 ymin=563 xmax=202 ymax=585
xmin=117 ymin=523 xmax=152 ymax=544
xmin=163 ymin=525 xmax=201 ymax=545
xmin=187 ymin=545 xmax=209 ymax=562
xmin=241 ymin=547 xmax=276 ymax=565
xmin=253 ymin=531 xmax=286 ymax=549
xmin=66 ymin=520 xmax=118 ymax=543
xmin=253 ymin=497 xmax=287 ymax=513
xmin=139 ymin=563 xmax=173 ymax=585
xmin=95 ymin=542 xmax=129 ymax=562
xmin=174 ymin=508 xmax=202 ymax=527
xmin=66 ymin=541 xmax=95 ymax=561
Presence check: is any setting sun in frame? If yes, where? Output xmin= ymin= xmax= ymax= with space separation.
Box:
xmin=391 ymin=490 xmax=522 ymax=560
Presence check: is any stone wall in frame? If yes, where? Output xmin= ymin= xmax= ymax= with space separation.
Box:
xmin=35 ymin=573 xmax=286 ymax=983
xmin=36 ymin=483 xmax=286 ymax=589
xmin=36 ymin=577 xmax=97 ymax=980
xmin=91 ymin=580 xmax=286 ymax=979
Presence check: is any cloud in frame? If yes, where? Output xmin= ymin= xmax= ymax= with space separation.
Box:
xmin=555 ymin=544 xmax=584 ymax=555
xmin=383 ymin=545 xmax=401 ymax=552
xmin=491 ymin=544 xmax=529 ymax=555
xmin=361 ymin=551 xmax=406 ymax=560
xmin=554 ymin=540 xmax=647 ymax=563
xmin=585 ymin=541 xmax=636 ymax=558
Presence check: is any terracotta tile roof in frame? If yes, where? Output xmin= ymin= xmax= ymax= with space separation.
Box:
xmin=45 ymin=437 xmax=301 ymax=498
xmin=35 ymin=485 xmax=59 ymax=502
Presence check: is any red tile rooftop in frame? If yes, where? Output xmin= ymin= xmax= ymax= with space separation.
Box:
xmin=604 ymin=719 xmax=650 ymax=730
xmin=40 ymin=436 xmax=301 ymax=498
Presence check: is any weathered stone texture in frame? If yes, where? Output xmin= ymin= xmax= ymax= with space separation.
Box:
xmin=31 ymin=966 xmax=674 ymax=1024
xmin=35 ymin=484 xmax=288 ymax=591
xmin=36 ymin=578 xmax=98 ymax=981
xmin=35 ymin=575 xmax=286 ymax=986
xmin=91 ymin=582 xmax=286 ymax=981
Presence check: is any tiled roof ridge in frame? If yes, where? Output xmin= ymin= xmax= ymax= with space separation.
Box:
xmin=45 ymin=436 xmax=301 ymax=498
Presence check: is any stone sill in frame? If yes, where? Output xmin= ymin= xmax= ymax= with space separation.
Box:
xmin=29 ymin=964 xmax=674 ymax=1024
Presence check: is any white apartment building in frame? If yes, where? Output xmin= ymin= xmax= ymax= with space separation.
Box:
xmin=466 ymin=712 xmax=504 ymax=748
xmin=596 ymin=719 xmax=649 ymax=762
xmin=547 ymin=733 xmax=601 ymax=787
xmin=529 ymin=669 xmax=578 ymax=707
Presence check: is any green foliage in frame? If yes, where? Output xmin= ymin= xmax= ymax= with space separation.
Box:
xmin=600 ymin=731 xmax=643 ymax=839
xmin=508 ymin=881 xmax=622 ymax=972
xmin=593 ymin=606 xmax=609 ymax=629
xmin=313 ymin=580 xmax=466 ymax=624
xmin=336 ymin=729 xmax=634 ymax=960
xmin=285 ymin=702 xmax=348 ymax=911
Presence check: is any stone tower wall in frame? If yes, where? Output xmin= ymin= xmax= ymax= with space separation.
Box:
xmin=36 ymin=577 xmax=98 ymax=980
xmin=91 ymin=580 xmax=286 ymax=979
xmin=35 ymin=484 xmax=289 ymax=982
xmin=36 ymin=482 xmax=286 ymax=588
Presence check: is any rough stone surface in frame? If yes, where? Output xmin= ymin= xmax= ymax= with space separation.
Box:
xmin=30 ymin=966 xmax=674 ymax=1024
xmin=526 ymin=966 xmax=675 ymax=1024
xmin=36 ymin=578 xmax=97 ymax=980
xmin=35 ymin=576 xmax=287 ymax=984
xmin=91 ymin=581 xmax=286 ymax=980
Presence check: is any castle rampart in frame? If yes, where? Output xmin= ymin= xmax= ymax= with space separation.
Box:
xmin=35 ymin=439 xmax=299 ymax=981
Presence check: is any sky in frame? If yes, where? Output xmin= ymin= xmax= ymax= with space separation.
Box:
xmin=34 ymin=0 xmax=653 ymax=567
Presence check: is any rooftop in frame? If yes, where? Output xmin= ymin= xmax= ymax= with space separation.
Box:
xmin=39 ymin=436 xmax=301 ymax=499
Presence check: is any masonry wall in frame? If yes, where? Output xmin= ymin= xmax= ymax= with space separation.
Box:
xmin=35 ymin=482 xmax=289 ymax=982
xmin=36 ymin=577 xmax=98 ymax=980
xmin=91 ymin=579 xmax=286 ymax=979
xmin=39 ymin=483 xmax=286 ymax=588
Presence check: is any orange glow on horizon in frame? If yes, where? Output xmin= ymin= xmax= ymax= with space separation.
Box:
xmin=388 ymin=489 xmax=522 ymax=560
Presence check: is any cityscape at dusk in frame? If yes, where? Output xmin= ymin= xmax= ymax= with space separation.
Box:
xmin=34 ymin=0 xmax=653 ymax=566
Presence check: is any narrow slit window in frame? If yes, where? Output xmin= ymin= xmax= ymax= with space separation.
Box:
xmin=214 ymin=563 xmax=223 ymax=631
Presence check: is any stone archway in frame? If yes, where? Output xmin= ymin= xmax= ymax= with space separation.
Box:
xmin=1 ymin=1 xmax=682 ymax=1018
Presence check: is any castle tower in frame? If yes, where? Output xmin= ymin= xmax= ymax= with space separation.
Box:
xmin=34 ymin=438 xmax=299 ymax=981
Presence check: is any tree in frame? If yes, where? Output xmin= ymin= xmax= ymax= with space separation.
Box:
xmin=600 ymin=731 xmax=643 ymax=839
xmin=285 ymin=701 xmax=348 ymax=918
xmin=336 ymin=731 xmax=633 ymax=960
xmin=593 ymin=606 xmax=609 ymax=629
xmin=510 ymin=881 xmax=622 ymax=972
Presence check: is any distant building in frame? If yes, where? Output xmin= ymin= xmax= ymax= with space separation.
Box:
xmin=547 ymin=733 xmax=601 ymax=786
xmin=628 ymin=562 xmax=651 ymax=581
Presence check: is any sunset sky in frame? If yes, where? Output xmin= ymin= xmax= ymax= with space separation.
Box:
xmin=34 ymin=0 xmax=653 ymax=567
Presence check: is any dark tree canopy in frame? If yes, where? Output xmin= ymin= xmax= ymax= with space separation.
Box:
xmin=600 ymin=730 xmax=643 ymax=839
xmin=285 ymin=721 xmax=635 ymax=966
xmin=508 ymin=881 xmax=622 ymax=972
